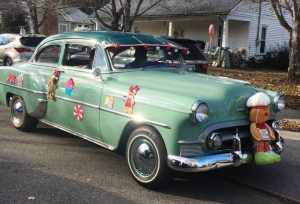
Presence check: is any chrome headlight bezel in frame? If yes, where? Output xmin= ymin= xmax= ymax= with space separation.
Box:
xmin=189 ymin=100 xmax=209 ymax=124
xmin=274 ymin=93 xmax=285 ymax=112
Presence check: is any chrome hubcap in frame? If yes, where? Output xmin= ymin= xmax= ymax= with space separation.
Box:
xmin=11 ymin=99 xmax=24 ymax=126
xmin=130 ymin=137 xmax=158 ymax=178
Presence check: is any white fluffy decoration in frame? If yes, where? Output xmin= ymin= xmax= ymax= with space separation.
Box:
xmin=247 ymin=92 xmax=270 ymax=107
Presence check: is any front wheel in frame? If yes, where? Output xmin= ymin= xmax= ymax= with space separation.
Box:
xmin=10 ymin=96 xmax=38 ymax=131
xmin=126 ymin=126 xmax=172 ymax=188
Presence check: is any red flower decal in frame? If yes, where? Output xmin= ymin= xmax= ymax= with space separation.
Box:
xmin=73 ymin=104 xmax=83 ymax=121
xmin=8 ymin=74 xmax=16 ymax=84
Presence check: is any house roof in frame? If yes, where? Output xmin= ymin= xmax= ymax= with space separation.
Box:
xmin=58 ymin=8 xmax=93 ymax=24
xmin=142 ymin=0 xmax=242 ymax=17
xmin=91 ymin=0 xmax=242 ymax=19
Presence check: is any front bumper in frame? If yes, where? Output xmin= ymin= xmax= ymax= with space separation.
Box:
xmin=168 ymin=130 xmax=247 ymax=172
xmin=168 ymin=126 xmax=284 ymax=172
xmin=168 ymin=152 xmax=250 ymax=172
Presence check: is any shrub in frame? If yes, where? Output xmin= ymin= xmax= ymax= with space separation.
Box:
xmin=261 ymin=45 xmax=289 ymax=71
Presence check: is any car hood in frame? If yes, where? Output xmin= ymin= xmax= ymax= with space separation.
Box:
xmin=106 ymin=70 xmax=258 ymax=120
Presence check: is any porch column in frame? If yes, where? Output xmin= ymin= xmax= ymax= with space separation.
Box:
xmin=168 ymin=21 xmax=173 ymax=37
xmin=222 ymin=19 xmax=229 ymax=48
xmin=221 ymin=18 xmax=230 ymax=68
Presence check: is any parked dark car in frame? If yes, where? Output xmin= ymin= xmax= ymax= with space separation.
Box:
xmin=163 ymin=37 xmax=208 ymax=73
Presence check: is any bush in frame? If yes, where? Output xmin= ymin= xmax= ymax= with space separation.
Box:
xmin=257 ymin=45 xmax=289 ymax=71
xmin=245 ymin=45 xmax=289 ymax=70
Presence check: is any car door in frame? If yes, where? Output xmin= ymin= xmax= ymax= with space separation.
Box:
xmin=50 ymin=40 xmax=104 ymax=141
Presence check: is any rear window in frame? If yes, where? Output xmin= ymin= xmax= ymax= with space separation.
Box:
xmin=171 ymin=40 xmax=206 ymax=61
xmin=20 ymin=37 xmax=45 ymax=47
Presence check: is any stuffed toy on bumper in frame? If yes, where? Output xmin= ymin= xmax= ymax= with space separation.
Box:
xmin=247 ymin=92 xmax=281 ymax=165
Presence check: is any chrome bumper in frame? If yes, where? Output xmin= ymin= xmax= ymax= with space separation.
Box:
xmin=168 ymin=152 xmax=250 ymax=172
xmin=168 ymin=129 xmax=250 ymax=172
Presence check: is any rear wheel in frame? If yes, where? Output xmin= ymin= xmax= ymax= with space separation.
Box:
xmin=4 ymin=57 xmax=13 ymax=66
xmin=10 ymin=96 xmax=38 ymax=131
xmin=126 ymin=126 xmax=172 ymax=188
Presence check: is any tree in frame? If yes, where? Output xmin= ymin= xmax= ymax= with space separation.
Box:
xmin=1 ymin=12 xmax=27 ymax=33
xmin=0 ymin=0 xmax=79 ymax=34
xmin=91 ymin=0 xmax=162 ymax=32
xmin=270 ymin=0 xmax=300 ymax=82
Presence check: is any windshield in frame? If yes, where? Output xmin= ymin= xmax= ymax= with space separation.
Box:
xmin=108 ymin=46 xmax=187 ymax=70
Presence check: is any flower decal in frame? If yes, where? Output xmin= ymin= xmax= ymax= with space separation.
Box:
xmin=8 ymin=73 xmax=16 ymax=84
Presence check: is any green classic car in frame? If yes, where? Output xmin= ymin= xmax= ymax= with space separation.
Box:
xmin=0 ymin=31 xmax=285 ymax=188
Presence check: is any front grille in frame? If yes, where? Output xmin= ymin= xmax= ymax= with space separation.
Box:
xmin=180 ymin=144 xmax=204 ymax=158
xmin=179 ymin=125 xmax=254 ymax=158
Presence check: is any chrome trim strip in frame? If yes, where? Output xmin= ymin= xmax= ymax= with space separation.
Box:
xmin=0 ymin=82 xmax=46 ymax=95
xmin=100 ymin=107 xmax=171 ymax=129
xmin=54 ymin=95 xmax=100 ymax=109
xmin=178 ymin=120 xmax=250 ymax=144
xmin=40 ymin=119 xmax=115 ymax=150
xmin=0 ymin=82 xmax=170 ymax=129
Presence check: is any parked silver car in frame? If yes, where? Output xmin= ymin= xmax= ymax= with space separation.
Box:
xmin=0 ymin=34 xmax=45 ymax=66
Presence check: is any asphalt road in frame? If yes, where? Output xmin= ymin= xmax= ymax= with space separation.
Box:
xmin=0 ymin=105 xmax=299 ymax=204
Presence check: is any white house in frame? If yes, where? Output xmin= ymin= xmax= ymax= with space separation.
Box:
xmin=92 ymin=0 xmax=291 ymax=58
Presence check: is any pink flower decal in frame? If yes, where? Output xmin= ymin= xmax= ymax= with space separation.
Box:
xmin=73 ymin=104 xmax=83 ymax=121
xmin=8 ymin=73 xmax=16 ymax=84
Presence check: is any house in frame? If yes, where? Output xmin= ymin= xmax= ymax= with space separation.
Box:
xmin=91 ymin=0 xmax=291 ymax=59
xmin=40 ymin=8 xmax=95 ymax=36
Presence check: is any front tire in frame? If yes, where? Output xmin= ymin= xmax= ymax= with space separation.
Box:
xmin=126 ymin=126 xmax=172 ymax=188
xmin=10 ymin=96 xmax=38 ymax=131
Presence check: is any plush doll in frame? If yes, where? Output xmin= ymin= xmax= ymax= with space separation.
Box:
xmin=124 ymin=85 xmax=140 ymax=114
xmin=47 ymin=70 xmax=59 ymax=99
xmin=247 ymin=92 xmax=281 ymax=165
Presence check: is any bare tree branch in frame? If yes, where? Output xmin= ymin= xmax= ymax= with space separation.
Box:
xmin=270 ymin=0 xmax=292 ymax=32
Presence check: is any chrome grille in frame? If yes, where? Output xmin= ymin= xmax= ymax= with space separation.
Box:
xmin=180 ymin=144 xmax=204 ymax=158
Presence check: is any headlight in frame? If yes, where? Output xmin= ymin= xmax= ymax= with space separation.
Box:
xmin=189 ymin=100 xmax=209 ymax=123
xmin=274 ymin=93 xmax=285 ymax=111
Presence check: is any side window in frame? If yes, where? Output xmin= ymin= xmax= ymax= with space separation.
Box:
xmin=0 ymin=35 xmax=3 ymax=45
xmin=36 ymin=45 xmax=61 ymax=64
xmin=94 ymin=45 xmax=108 ymax=71
xmin=63 ymin=43 xmax=94 ymax=69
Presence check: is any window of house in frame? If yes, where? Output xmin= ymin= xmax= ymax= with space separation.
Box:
xmin=35 ymin=45 xmax=61 ymax=64
xmin=260 ymin=26 xmax=267 ymax=53
xmin=218 ymin=25 xmax=223 ymax=47
xmin=58 ymin=23 xmax=68 ymax=33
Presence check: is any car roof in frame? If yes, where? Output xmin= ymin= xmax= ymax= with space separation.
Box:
xmin=43 ymin=31 xmax=183 ymax=48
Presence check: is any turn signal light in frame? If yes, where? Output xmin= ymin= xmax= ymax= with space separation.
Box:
xmin=201 ymin=63 xmax=208 ymax=70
